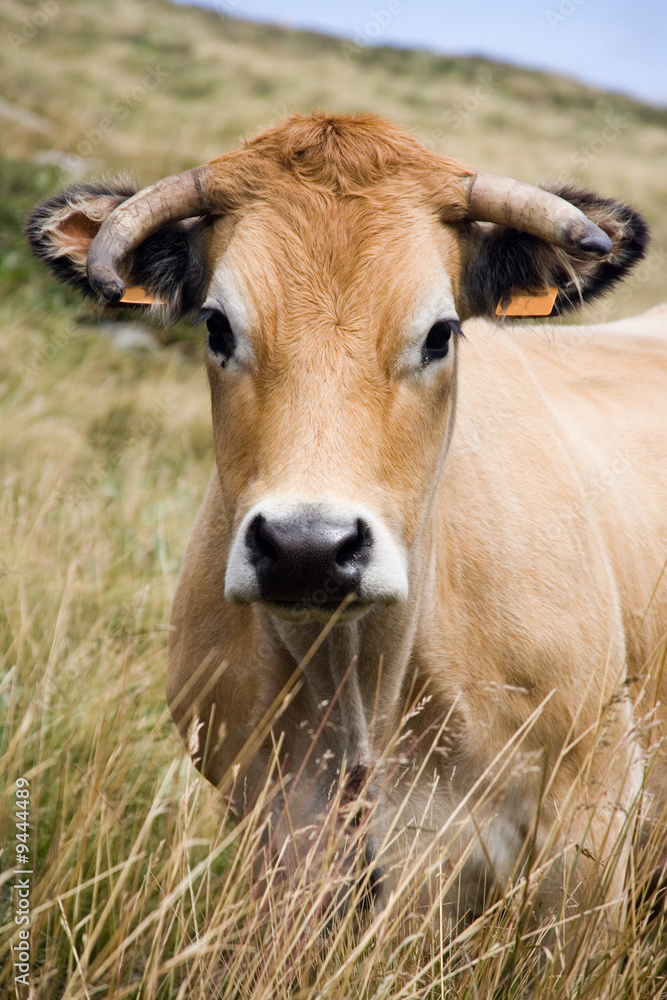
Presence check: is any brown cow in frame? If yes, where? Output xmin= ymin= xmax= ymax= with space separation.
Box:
xmin=28 ymin=113 xmax=667 ymax=930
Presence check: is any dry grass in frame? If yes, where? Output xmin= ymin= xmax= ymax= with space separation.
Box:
xmin=0 ymin=338 xmax=666 ymax=996
xmin=1 ymin=1 xmax=667 ymax=995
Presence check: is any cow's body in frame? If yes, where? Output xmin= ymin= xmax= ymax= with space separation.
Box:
xmin=167 ymin=305 xmax=667 ymax=918
xmin=27 ymin=112 xmax=666 ymax=926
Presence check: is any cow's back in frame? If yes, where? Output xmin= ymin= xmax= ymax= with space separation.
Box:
xmin=518 ymin=305 xmax=667 ymax=670
xmin=446 ymin=307 xmax=667 ymax=810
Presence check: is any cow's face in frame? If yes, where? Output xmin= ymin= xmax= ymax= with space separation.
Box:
xmin=203 ymin=189 xmax=463 ymax=621
xmin=27 ymin=114 xmax=648 ymax=629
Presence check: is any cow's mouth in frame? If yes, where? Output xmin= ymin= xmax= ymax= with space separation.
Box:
xmin=261 ymin=597 xmax=371 ymax=624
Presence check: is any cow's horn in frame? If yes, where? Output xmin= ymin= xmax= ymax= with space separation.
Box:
xmin=467 ymin=173 xmax=613 ymax=257
xmin=86 ymin=166 xmax=211 ymax=303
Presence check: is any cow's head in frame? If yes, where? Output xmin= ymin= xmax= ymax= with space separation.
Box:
xmin=28 ymin=113 xmax=648 ymax=623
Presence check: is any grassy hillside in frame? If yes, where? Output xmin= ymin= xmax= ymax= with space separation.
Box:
xmin=1 ymin=0 xmax=666 ymax=320
xmin=1 ymin=2 xmax=667 ymax=998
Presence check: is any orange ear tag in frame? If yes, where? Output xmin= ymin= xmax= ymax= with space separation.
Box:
xmin=495 ymin=286 xmax=557 ymax=317
xmin=119 ymin=285 xmax=156 ymax=305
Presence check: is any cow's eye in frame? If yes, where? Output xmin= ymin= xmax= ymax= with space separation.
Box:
xmin=198 ymin=308 xmax=236 ymax=365
xmin=421 ymin=319 xmax=459 ymax=365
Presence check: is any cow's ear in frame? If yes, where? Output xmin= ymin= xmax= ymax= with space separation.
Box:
xmin=460 ymin=185 xmax=650 ymax=319
xmin=26 ymin=180 xmax=207 ymax=320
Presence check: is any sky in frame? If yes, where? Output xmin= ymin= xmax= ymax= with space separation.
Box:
xmin=177 ymin=0 xmax=667 ymax=107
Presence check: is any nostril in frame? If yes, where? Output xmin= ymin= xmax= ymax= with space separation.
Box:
xmin=247 ymin=515 xmax=279 ymax=568
xmin=335 ymin=519 xmax=372 ymax=569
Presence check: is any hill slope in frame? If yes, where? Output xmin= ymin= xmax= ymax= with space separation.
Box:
xmin=1 ymin=0 xmax=666 ymax=321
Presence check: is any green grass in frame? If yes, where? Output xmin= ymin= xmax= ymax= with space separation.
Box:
xmin=1 ymin=1 xmax=667 ymax=995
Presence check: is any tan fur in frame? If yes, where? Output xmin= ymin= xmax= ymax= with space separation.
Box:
xmin=160 ymin=116 xmax=667 ymax=923
xmin=204 ymin=111 xmax=473 ymax=214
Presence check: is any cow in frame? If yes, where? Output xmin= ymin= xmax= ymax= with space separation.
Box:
xmin=27 ymin=112 xmax=667 ymax=934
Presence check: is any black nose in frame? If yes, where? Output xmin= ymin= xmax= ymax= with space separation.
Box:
xmin=246 ymin=514 xmax=372 ymax=605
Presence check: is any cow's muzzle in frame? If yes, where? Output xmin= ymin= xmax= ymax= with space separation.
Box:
xmin=224 ymin=499 xmax=409 ymax=619
xmin=246 ymin=513 xmax=372 ymax=605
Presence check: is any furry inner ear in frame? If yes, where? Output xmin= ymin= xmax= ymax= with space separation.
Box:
xmin=459 ymin=184 xmax=650 ymax=320
xmin=26 ymin=181 xmax=138 ymax=296
xmin=27 ymin=180 xmax=209 ymax=322
xmin=44 ymin=198 xmax=127 ymax=266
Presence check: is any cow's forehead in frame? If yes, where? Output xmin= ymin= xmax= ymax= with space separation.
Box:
xmin=205 ymin=189 xmax=462 ymax=340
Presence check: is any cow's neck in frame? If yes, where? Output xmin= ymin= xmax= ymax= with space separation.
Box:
xmin=265 ymin=557 xmax=434 ymax=774
xmin=267 ymin=616 xmax=367 ymax=765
